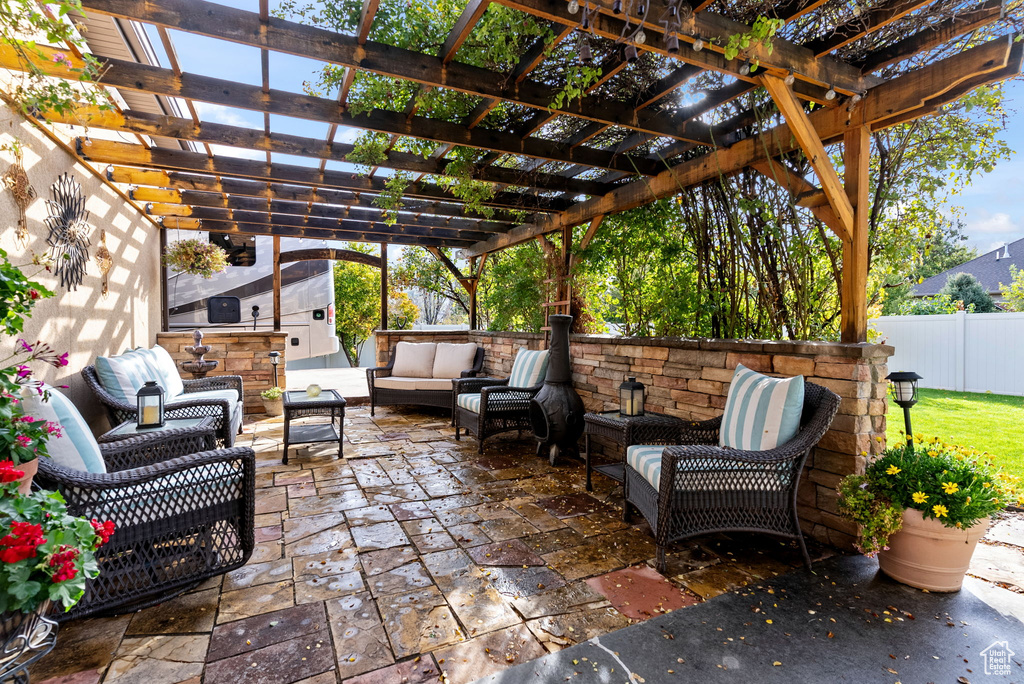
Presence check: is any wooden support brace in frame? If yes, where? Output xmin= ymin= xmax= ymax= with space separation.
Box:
xmin=749 ymin=159 xmax=846 ymax=240
xmin=761 ymin=74 xmax=855 ymax=242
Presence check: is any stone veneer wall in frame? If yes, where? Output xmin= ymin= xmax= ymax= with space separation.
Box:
xmin=376 ymin=329 xmax=893 ymax=549
xmin=156 ymin=331 xmax=288 ymax=414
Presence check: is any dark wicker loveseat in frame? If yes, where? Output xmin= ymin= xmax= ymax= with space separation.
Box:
xmin=36 ymin=425 xmax=255 ymax=620
xmin=83 ymin=365 xmax=243 ymax=447
xmin=623 ymin=381 xmax=840 ymax=572
xmin=367 ymin=342 xmax=484 ymax=415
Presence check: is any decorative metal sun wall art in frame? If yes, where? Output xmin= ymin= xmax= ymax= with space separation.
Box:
xmin=44 ymin=173 xmax=91 ymax=290
xmin=1 ymin=145 xmax=36 ymax=244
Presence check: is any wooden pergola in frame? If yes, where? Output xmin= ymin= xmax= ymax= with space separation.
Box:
xmin=5 ymin=0 xmax=1020 ymax=340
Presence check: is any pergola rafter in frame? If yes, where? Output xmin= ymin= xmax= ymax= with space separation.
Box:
xmin=6 ymin=0 xmax=1018 ymax=345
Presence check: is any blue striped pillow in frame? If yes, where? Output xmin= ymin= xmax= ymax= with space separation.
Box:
xmin=22 ymin=386 xmax=106 ymax=474
xmin=94 ymin=352 xmax=150 ymax=404
xmin=132 ymin=346 xmax=185 ymax=398
xmin=719 ymin=364 xmax=804 ymax=451
xmin=508 ymin=349 xmax=548 ymax=389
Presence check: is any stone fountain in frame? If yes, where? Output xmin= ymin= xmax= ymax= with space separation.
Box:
xmin=182 ymin=329 xmax=218 ymax=379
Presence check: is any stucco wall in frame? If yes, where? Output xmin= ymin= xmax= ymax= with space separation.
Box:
xmin=0 ymin=105 xmax=162 ymax=429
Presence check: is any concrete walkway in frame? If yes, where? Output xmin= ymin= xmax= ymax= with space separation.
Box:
xmin=287 ymin=367 xmax=369 ymax=403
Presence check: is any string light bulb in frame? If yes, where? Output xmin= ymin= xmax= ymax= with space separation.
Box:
xmin=784 ymin=70 xmax=795 ymax=86
xmin=825 ymin=85 xmax=837 ymax=100
xmin=568 ymin=0 xmax=579 ymax=14
xmin=83 ymin=136 xmax=93 ymax=147
xmin=692 ymin=36 xmax=704 ymax=51
xmin=738 ymin=60 xmax=751 ymax=76
xmin=634 ymin=29 xmax=647 ymax=45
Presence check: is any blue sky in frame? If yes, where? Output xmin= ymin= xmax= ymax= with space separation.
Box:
xmin=143 ymin=12 xmax=1023 ymax=258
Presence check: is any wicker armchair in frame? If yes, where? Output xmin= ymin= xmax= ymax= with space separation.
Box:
xmin=367 ymin=345 xmax=484 ymax=415
xmin=453 ymin=377 xmax=543 ymax=454
xmin=36 ymin=425 xmax=255 ymax=621
xmin=83 ymin=365 xmax=244 ymax=447
xmin=624 ymin=382 xmax=841 ymax=572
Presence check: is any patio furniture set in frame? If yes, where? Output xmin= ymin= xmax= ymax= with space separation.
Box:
xmin=31 ymin=338 xmax=838 ymax=624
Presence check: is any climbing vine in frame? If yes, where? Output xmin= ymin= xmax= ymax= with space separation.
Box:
xmin=721 ymin=16 xmax=784 ymax=68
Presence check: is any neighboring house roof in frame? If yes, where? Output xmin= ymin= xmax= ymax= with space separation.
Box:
xmin=913 ymin=236 xmax=1024 ymax=297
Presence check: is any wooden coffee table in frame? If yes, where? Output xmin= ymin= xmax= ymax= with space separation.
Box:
xmin=282 ymin=389 xmax=346 ymax=464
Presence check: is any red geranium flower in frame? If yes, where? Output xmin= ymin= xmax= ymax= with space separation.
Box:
xmin=0 ymin=461 xmax=25 ymax=483
xmin=90 ymin=519 xmax=115 ymax=547
xmin=0 ymin=521 xmax=46 ymax=563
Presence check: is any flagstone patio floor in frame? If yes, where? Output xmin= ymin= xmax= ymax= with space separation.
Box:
xmin=32 ymin=406 xmax=1024 ymax=684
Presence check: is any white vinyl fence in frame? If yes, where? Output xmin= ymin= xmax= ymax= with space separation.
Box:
xmin=871 ymin=311 xmax=1024 ymax=396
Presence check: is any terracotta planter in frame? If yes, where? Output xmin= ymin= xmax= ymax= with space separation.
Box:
xmin=877 ymin=508 xmax=990 ymax=592
xmin=262 ymin=398 xmax=283 ymax=416
xmin=13 ymin=459 xmax=37 ymax=496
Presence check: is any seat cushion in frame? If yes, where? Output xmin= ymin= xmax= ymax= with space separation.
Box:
xmin=719 ymin=364 xmax=804 ymax=451
xmin=415 ymin=378 xmax=456 ymax=391
xmin=508 ymin=348 xmax=549 ymax=389
xmin=85 ymin=461 xmax=244 ymax=530
xmin=21 ymin=386 xmax=106 ymax=474
xmin=431 ymin=342 xmax=478 ymax=379
xmin=94 ymin=352 xmax=150 ymax=404
xmin=456 ymin=393 xmax=482 ymax=413
xmin=391 ymin=342 xmax=437 ymax=379
xmin=626 ymin=445 xmax=664 ymax=490
xmin=374 ymin=377 xmax=422 ymax=391
xmin=132 ymin=346 xmax=185 ymax=399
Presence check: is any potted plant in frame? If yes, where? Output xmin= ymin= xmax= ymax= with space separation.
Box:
xmin=163 ymin=239 xmax=229 ymax=278
xmin=0 ymin=468 xmax=114 ymax=661
xmin=838 ymin=440 xmax=1021 ymax=592
xmin=261 ymin=386 xmax=284 ymax=416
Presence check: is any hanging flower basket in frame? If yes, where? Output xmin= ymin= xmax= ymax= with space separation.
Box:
xmin=163 ymin=239 xmax=229 ymax=279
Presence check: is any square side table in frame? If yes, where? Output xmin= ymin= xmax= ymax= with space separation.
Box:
xmin=282 ymin=389 xmax=346 ymax=464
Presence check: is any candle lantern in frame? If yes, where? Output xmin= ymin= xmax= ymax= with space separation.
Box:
xmin=137 ymin=380 xmax=165 ymax=428
xmin=885 ymin=370 xmax=922 ymax=451
xmin=618 ymin=376 xmax=646 ymax=417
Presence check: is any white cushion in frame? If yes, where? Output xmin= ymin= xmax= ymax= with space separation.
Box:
xmin=431 ymin=342 xmax=477 ymax=379
xmin=391 ymin=342 xmax=437 ymax=379
xmin=415 ymin=378 xmax=456 ymax=391
xmin=456 ymin=393 xmax=482 ymax=413
xmin=626 ymin=443 xmax=789 ymax=491
xmin=22 ymin=386 xmax=106 ymax=474
xmin=374 ymin=377 xmax=422 ymax=390
xmin=626 ymin=445 xmax=664 ymax=490
xmin=719 ymin=364 xmax=805 ymax=451
xmin=456 ymin=392 xmax=524 ymax=414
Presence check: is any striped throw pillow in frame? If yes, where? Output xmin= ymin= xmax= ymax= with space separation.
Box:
xmin=508 ymin=349 xmax=548 ymax=389
xmin=22 ymin=386 xmax=106 ymax=474
xmin=94 ymin=352 xmax=150 ymax=404
xmin=132 ymin=346 xmax=185 ymax=398
xmin=719 ymin=364 xmax=804 ymax=451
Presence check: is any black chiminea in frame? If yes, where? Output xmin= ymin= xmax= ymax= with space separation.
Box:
xmin=530 ymin=314 xmax=585 ymax=465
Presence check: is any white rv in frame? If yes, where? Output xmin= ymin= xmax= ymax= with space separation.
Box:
xmin=166 ymin=232 xmax=340 ymax=361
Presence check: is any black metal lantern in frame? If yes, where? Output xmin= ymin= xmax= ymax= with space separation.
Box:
xmin=619 ymin=376 xmax=645 ymax=417
xmin=886 ymin=371 xmax=922 ymax=451
xmin=269 ymin=351 xmax=281 ymax=387
xmin=137 ymin=380 xmax=165 ymax=428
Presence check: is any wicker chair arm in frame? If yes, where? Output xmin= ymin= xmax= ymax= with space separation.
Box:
xmin=182 ymin=375 xmax=243 ymax=401
xmin=480 ymin=384 xmax=540 ymax=400
xmin=165 ymin=396 xmax=232 ymax=414
xmin=98 ymin=427 xmax=218 ymax=471
xmin=460 ymin=347 xmax=485 ymax=377
xmin=662 ymin=443 xmax=807 ymax=467
xmin=39 ymin=446 xmax=255 ymax=494
xmin=454 ymin=377 xmax=508 ymax=395
xmin=677 ymin=415 xmax=723 ymax=446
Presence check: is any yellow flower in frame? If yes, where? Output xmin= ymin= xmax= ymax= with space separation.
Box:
xmin=941 ymin=482 xmax=960 ymax=495
xmin=927 ymin=450 xmax=938 ymax=457
xmin=912 ymin=491 xmax=928 ymax=504
xmin=983 ymin=482 xmax=992 ymax=488
xmin=932 ymin=504 xmax=949 ymax=518
xmin=885 ymin=465 xmax=901 ymax=475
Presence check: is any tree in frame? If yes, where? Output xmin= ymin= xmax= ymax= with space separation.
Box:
xmin=388 ymin=291 xmax=419 ymax=329
xmin=477 ymin=241 xmax=546 ymax=332
xmin=333 ymin=245 xmax=381 ymax=366
xmin=938 ymin=272 xmax=997 ymax=313
xmin=392 ymin=248 xmax=468 ymax=325
xmin=1000 ymin=266 xmax=1024 ymax=312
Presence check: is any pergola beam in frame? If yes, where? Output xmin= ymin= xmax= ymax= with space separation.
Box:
xmin=162 ymin=217 xmax=478 ymax=247
xmin=3 ymin=47 xmax=672 ymax=177
xmin=280 ymin=249 xmax=383 ymax=268
xmin=462 ymin=37 xmax=1023 ymax=256
xmin=81 ymin=140 xmax=566 ymax=212
xmin=120 ymin=172 xmax=521 ymax=223
xmin=73 ymin=0 xmax=721 ymax=147
xmin=48 ymin=106 xmax=610 ymax=196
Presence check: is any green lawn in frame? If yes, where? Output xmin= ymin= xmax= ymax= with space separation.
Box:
xmin=885 ymin=388 xmax=1024 ymax=480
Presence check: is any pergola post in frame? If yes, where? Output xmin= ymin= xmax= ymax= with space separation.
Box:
xmin=272 ymin=235 xmax=282 ymax=331
xmin=841 ymin=126 xmax=871 ymax=343
xmin=380 ymin=242 xmax=388 ymax=330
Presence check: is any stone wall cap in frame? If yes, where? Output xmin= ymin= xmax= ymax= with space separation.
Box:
xmin=157 ymin=330 xmax=290 ymax=338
